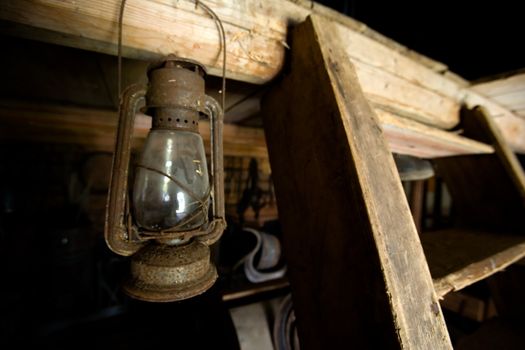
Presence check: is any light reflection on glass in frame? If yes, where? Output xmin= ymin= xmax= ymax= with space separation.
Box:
xmin=133 ymin=129 xmax=209 ymax=231
xmin=176 ymin=192 xmax=186 ymax=214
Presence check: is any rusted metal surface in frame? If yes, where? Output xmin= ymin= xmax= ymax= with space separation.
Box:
xmin=147 ymin=56 xmax=206 ymax=133
xmin=104 ymin=56 xmax=226 ymax=301
xmin=198 ymin=94 xmax=226 ymax=245
xmin=124 ymin=241 xmax=217 ymax=302
xmin=105 ymin=84 xmax=146 ymax=256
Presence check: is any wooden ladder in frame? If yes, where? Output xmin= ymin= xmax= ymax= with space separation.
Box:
xmin=262 ymin=15 xmax=525 ymax=349
xmin=425 ymin=106 xmax=525 ymax=298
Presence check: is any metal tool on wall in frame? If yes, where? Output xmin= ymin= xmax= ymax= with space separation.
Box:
xmin=237 ymin=158 xmax=267 ymax=224
xmin=104 ymin=0 xmax=227 ymax=302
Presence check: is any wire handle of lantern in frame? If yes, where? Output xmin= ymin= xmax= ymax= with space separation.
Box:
xmin=117 ymin=0 xmax=227 ymax=110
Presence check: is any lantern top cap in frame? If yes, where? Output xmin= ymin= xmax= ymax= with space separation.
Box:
xmin=148 ymin=55 xmax=207 ymax=77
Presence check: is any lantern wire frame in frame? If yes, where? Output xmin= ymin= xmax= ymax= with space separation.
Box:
xmin=115 ymin=0 xmax=227 ymax=240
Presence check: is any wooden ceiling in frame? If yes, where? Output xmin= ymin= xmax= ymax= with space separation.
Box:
xmin=0 ymin=0 xmax=523 ymax=156
xmin=472 ymin=72 xmax=525 ymax=120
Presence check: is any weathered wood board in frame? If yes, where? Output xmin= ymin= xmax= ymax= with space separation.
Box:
xmin=0 ymin=100 xmax=493 ymax=159
xmin=1 ymin=0 xmax=524 ymax=150
xmin=262 ymin=15 xmax=451 ymax=349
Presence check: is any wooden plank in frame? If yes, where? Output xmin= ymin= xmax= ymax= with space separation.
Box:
xmin=409 ymin=180 xmax=425 ymax=234
xmin=262 ymin=16 xmax=451 ymax=349
xmin=221 ymin=278 xmax=289 ymax=303
xmin=0 ymin=0 xmax=285 ymax=84
xmin=0 ymin=0 xmax=459 ymax=128
xmin=354 ymin=62 xmax=459 ymax=128
xmin=0 ymin=100 xmax=494 ymax=159
xmin=422 ymin=229 xmax=525 ymax=298
xmin=224 ymin=93 xmax=265 ymax=123
xmin=433 ymin=106 xmax=525 ymax=232
xmin=463 ymin=90 xmax=525 ymax=152
xmin=0 ymin=0 xmax=450 ymax=80
xmin=2 ymin=0 xmax=525 ymax=146
xmin=491 ymin=112 xmax=525 ymax=151
xmin=0 ymin=100 xmax=269 ymax=159
xmin=289 ymin=0 xmax=450 ymax=73
xmin=472 ymin=72 xmax=525 ymax=98
xmin=2 ymin=31 xmax=490 ymax=152
xmin=484 ymin=90 xmax=525 ymax=111
xmin=376 ymin=109 xmax=494 ymax=158
xmin=426 ymin=107 xmax=525 ymax=299
xmin=471 ymin=73 xmax=525 ymax=121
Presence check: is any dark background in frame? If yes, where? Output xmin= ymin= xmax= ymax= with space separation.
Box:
xmin=318 ymin=0 xmax=524 ymax=80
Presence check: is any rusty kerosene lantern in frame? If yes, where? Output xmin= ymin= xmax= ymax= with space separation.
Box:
xmin=105 ymin=55 xmax=226 ymax=302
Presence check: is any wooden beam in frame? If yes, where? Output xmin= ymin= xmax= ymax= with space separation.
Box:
xmin=0 ymin=0 xmax=458 ymax=128
xmin=463 ymin=90 xmax=525 ymax=152
xmin=426 ymin=107 xmax=525 ymax=298
xmin=409 ymin=180 xmax=425 ymax=234
xmin=262 ymin=16 xmax=451 ymax=349
xmin=0 ymin=100 xmax=269 ymax=158
xmin=433 ymin=106 xmax=525 ymax=232
xmin=288 ymin=0 xmax=450 ymax=74
xmin=0 ymin=0 xmax=286 ymax=83
xmin=470 ymin=72 xmax=525 ymax=153
xmin=472 ymin=72 xmax=525 ymax=104
xmin=2 ymin=0 xmax=524 ymax=146
xmin=376 ymin=109 xmax=493 ymax=158
xmin=221 ymin=278 xmax=289 ymax=303
xmin=0 ymin=99 xmax=493 ymax=159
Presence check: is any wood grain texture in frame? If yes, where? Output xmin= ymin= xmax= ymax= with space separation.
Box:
xmin=0 ymin=0 xmax=285 ymax=84
xmin=470 ymin=73 xmax=525 ymax=152
xmin=288 ymin=0 xmax=450 ymax=73
xmin=433 ymin=107 xmax=525 ymax=232
xmin=376 ymin=109 xmax=493 ymax=158
xmin=409 ymin=180 xmax=425 ymax=233
xmin=422 ymin=230 xmax=525 ymax=298
xmin=0 ymin=99 xmax=493 ymax=159
xmin=262 ymin=16 xmax=451 ymax=349
xmin=463 ymin=90 xmax=525 ymax=152
xmin=0 ymin=100 xmax=269 ymax=158
xmin=3 ymin=0 xmax=458 ymax=127
xmin=473 ymin=73 xmax=525 ymax=96
xmin=472 ymin=72 xmax=525 ymax=118
xmin=3 ymin=0 xmax=525 ymax=144
xmin=426 ymin=107 xmax=525 ymax=300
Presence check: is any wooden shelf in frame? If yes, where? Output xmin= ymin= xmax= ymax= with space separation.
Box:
xmin=422 ymin=229 xmax=525 ymax=298
xmin=221 ymin=278 xmax=289 ymax=303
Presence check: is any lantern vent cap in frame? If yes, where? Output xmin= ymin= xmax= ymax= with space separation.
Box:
xmin=147 ymin=55 xmax=207 ymax=78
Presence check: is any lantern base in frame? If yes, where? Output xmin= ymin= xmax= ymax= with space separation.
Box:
xmin=123 ymin=240 xmax=217 ymax=302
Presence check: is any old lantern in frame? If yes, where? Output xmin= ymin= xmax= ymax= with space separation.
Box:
xmin=105 ymin=55 xmax=226 ymax=302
